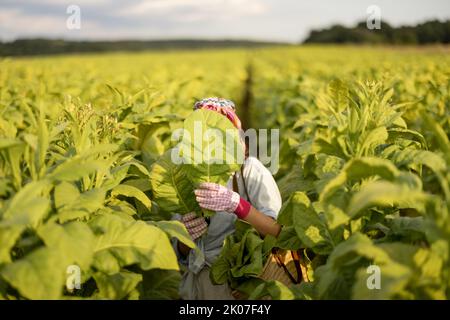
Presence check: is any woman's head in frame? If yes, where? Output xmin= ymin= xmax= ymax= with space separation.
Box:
xmin=193 ymin=97 xmax=242 ymax=130
xmin=194 ymin=97 xmax=248 ymax=158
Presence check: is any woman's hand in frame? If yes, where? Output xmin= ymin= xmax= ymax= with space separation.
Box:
xmin=178 ymin=212 xmax=208 ymax=257
xmin=194 ymin=182 xmax=251 ymax=219
xmin=181 ymin=212 xmax=208 ymax=241
xmin=195 ymin=182 xmax=281 ymax=237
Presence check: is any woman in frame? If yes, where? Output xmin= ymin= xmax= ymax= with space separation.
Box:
xmin=174 ymin=97 xmax=282 ymax=300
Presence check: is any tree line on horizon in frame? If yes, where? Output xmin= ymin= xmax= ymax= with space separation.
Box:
xmin=0 ymin=39 xmax=287 ymax=57
xmin=0 ymin=19 xmax=448 ymax=56
xmin=303 ymin=19 xmax=450 ymax=45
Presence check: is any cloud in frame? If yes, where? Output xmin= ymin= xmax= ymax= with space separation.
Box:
xmin=0 ymin=6 xmax=102 ymax=40
xmin=0 ymin=8 xmax=63 ymax=35
xmin=117 ymin=0 xmax=268 ymax=20
xmin=0 ymin=0 xmax=449 ymax=42
xmin=5 ymin=0 xmax=113 ymax=6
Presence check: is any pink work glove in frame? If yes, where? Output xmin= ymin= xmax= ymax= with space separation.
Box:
xmin=181 ymin=212 xmax=208 ymax=241
xmin=194 ymin=182 xmax=252 ymax=219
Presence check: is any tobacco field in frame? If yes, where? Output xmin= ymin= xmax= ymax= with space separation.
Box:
xmin=0 ymin=46 xmax=449 ymax=299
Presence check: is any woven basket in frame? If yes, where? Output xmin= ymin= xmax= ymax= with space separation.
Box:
xmin=232 ymin=248 xmax=309 ymax=299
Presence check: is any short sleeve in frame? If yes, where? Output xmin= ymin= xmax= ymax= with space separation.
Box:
xmin=240 ymin=157 xmax=282 ymax=220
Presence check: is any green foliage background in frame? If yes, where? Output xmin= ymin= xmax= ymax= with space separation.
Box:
xmin=0 ymin=46 xmax=449 ymax=299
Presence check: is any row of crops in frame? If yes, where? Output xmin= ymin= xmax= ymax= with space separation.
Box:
xmin=0 ymin=46 xmax=449 ymax=299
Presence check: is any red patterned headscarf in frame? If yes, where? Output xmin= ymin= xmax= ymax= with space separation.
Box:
xmin=193 ymin=97 xmax=242 ymax=130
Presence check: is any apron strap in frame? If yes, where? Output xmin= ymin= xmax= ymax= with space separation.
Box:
xmin=232 ymin=164 xmax=250 ymax=201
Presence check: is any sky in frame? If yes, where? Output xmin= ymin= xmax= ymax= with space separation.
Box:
xmin=0 ymin=0 xmax=449 ymax=43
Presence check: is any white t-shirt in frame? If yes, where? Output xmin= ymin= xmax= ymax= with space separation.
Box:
xmin=230 ymin=156 xmax=282 ymax=220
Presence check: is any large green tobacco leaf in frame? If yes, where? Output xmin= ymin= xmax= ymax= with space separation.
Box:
xmin=275 ymin=226 xmax=303 ymax=250
xmin=46 ymin=158 xmax=108 ymax=182
xmin=1 ymin=222 xmax=96 ymax=299
xmin=150 ymin=150 xmax=201 ymax=215
xmin=1 ymin=247 xmax=67 ymax=299
xmin=348 ymin=181 xmax=429 ymax=218
xmin=93 ymin=271 xmax=142 ymax=299
xmin=314 ymin=133 xmax=351 ymax=160
xmin=150 ymin=220 xmax=196 ymax=249
xmin=290 ymin=281 xmax=316 ymax=300
xmin=137 ymin=122 xmax=171 ymax=167
xmin=357 ymin=126 xmax=388 ymax=157
xmin=276 ymin=166 xmax=315 ymax=202
xmin=54 ymin=181 xmax=80 ymax=209
xmin=350 ymin=243 xmax=442 ymax=299
xmin=387 ymin=128 xmax=427 ymax=147
xmin=140 ymin=269 xmax=181 ymax=300
xmin=248 ymin=280 xmax=295 ymax=300
xmin=292 ymin=205 xmax=334 ymax=255
xmin=178 ymin=109 xmax=242 ymax=186
xmin=315 ymin=235 xmax=436 ymax=300
xmin=320 ymin=157 xmax=400 ymax=202
xmin=0 ymin=224 xmax=25 ymax=264
xmin=1 ymin=180 xmax=51 ymax=228
xmin=314 ymin=233 xmax=392 ymax=299
xmin=277 ymin=191 xmax=311 ymax=226
xmin=230 ymin=229 xmax=264 ymax=278
xmin=383 ymin=216 xmax=427 ymax=242
xmin=422 ymin=114 xmax=450 ymax=161
xmin=210 ymin=248 xmax=233 ymax=285
xmin=413 ymin=246 xmax=447 ymax=299
xmin=37 ymin=222 xmax=95 ymax=270
xmin=211 ymin=222 xmax=268 ymax=288
xmin=277 ymin=191 xmax=334 ymax=254
xmin=150 ymin=110 xmax=243 ymax=216
xmin=89 ymin=214 xmax=178 ymax=274
xmin=111 ymin=184 xmax=152 ymax=210
xmin=52 ymin=182 xmax=106 ymax=222
xmin=387 ymin=148 xmax=447 ymax=177
xmin=352 ymin=260 xmax=412 ymax=299
xmin=328 ymin=79 xmax=349 ymax=113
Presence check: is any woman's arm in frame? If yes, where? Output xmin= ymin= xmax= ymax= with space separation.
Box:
xmin=236 ymin=157 xmax=283 ymax=238
xmin=195 ymin=182 xmax=282 ymax=238
xmin=243 ymin=206 xmax=281 ymax=237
